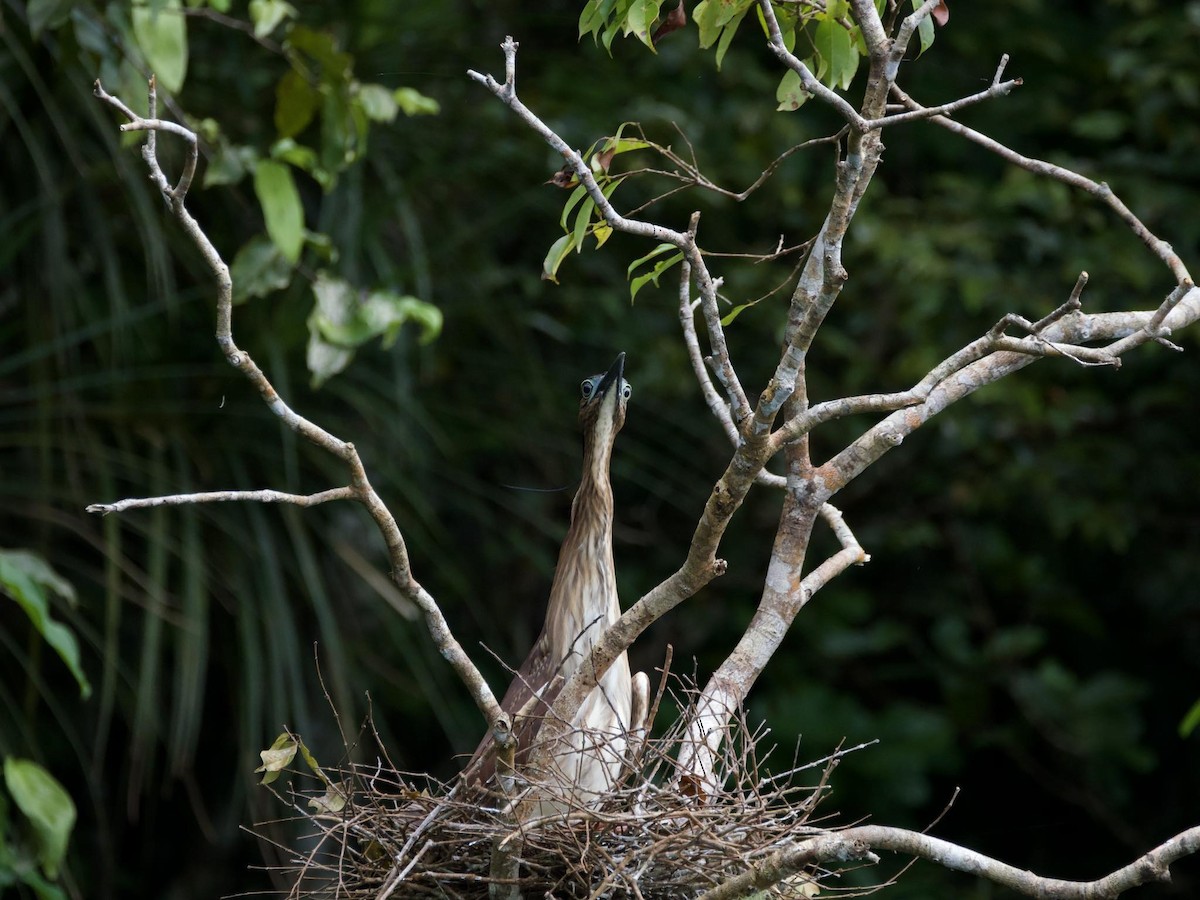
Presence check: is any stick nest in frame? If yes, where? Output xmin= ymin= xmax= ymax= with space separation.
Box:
xmin=255 ymin=704 xmax=873 ymax=899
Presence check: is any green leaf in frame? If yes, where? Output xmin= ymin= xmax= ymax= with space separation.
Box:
xmin=813 ymin=16 xmax=855 ymax=89
xmin=912 ymin=0 xmax=935 ymax=55
xmin=542 ymin=233 xmax=577 ymax=283
xmin=629 ymin=250 xmax=683 ymax=302
xmin=131 ymin=0 xmax=188 ymax=93
xmin=696 ymin=0 xmax=755 ymax=69
xmin=297 ymin=738 xmax=323 ymax=776
xmin=714 ymin=3 xmax=753 ymax=70
xmin=697 ymin=0 xmax=751 ymax=47
xmin=1181 ymin=698 xmax=1200 ymax=737
xmin=694 ymin=0 xmax=719 ymax=47
xmin=356 ymin=83 xmax=398 ymax=123
xmin=721 ymin=299 xmax=761 ymax=325
xmin=627 ymin=0 xmax=662 ymax=49
xmin=579 ymin=0 xmax=606 ymax=39
xmin=0 ymin=550 xmax=91 ymax=699
xmin=248 ymin=0 xmax=297 ymax=38
xmin=394 ymin=87 xmax=440 ymax=116
xmin=270 ymin=138 xmax=324 ymax=181
xmin=253 ymin=160 xmax=304 ymax=263
xmin=274 ymin=69 xmax=319 ymax=138
xmin=626 ymin=241 xmax=679 ymax=277
xmin=559 ymin=183 xmax=590 ymax=230
xmin=286 ymin=25 xmax=352 ymax=80
xmin=359 ymin=292 xmax=443 ymax=348
xmin=319 ymin=85 xmax=356 ymax=174
xmin=3 ymin=759 xmax=76 ymax=880
xmin=776 ymin=69 xmax=810 ymax=111
xmin=202 ymin=140 xmax=257 ymax=189
xmin=304 ymin=276 xmax=441 ymax=385
xmin=571 ymin=197 xmax=596 ymax=254
xmin=230 ymin=236 xmax=293 ymax=303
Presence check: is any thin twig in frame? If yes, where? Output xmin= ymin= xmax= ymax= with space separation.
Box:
xmin=891 ymin=84 xmax=1192 ymax=287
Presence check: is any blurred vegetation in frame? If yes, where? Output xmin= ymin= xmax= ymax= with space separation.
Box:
xmin=1 ymin=0 xmax=1198 ymax=897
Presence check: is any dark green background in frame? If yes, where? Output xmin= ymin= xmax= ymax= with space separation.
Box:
xmin=2 ymin=1 xmax=1198 ymax=897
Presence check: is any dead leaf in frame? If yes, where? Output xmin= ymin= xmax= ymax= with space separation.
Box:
xmin=652 ymin=1 xmax=687 ymax=45
xmin=546 ymin=167 xmax=578 ymax=189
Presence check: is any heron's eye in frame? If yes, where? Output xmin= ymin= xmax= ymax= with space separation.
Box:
xmin=621 ymin=383 xmax=633 ymax=400
xmin=581 ymin=378 xmax=595 ymax=399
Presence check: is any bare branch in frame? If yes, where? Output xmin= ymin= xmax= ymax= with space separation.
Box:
xmin=696 ymin=831 xmax=878 ymax=900
xmin=846 ymin=824 xmax=1200 ymax=899
xmin=848 ymin=0 xmax=888 ymax=55
xmin=86 ymin=487 xmax=355 ymax=515
xmin=700 ymin=823 xmax=1200 ymax=900
xmin=92 ymin=76 xmax=504 ymax=730
xmin=820 ymin=286 xmax=1200 ymax=494
xmin=891 ymin=84 xmax=1193 ymax=287
xmin=676 ymin=500 xmax=867 ymax=792
xmin=864 ymin=69 xmax=1022 ymax=131
xmin=770 ymin=273 xmax=1194 ymax=450
xmin=679 ymin=251 xmax=738 ymax=447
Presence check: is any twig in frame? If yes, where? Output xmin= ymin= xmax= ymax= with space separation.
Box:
xmin=625 ymin=124 xmax=846 ymax=204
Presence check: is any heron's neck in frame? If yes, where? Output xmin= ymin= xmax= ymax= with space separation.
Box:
xmin=545 ymin=431 xmax=619 ymax=642
xmin=572 ymin=430 xmax=615 ymax=540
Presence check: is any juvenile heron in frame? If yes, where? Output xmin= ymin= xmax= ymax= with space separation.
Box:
xmin=468 ymin=353 xmax=650 ymax=813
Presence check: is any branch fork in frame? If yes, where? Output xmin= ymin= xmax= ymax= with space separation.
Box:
xmin=92 ymin=76 xmax=504 ymax=728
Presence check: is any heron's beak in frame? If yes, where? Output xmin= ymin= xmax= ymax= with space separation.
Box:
xmin=593 ymin=352 xmax=626 ymax=400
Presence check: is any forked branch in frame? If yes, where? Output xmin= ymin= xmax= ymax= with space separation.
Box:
xmin=91 ymin=77 xmax=505 ymax=731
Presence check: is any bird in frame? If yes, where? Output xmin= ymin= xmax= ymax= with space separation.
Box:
xmin=467 ymin=352 xmax=650 ymax=816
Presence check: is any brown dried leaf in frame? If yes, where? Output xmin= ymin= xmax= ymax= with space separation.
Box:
xmin=546 ymin=167 xmax=578 ymax=189
xmin=652 ymin=1 xmax=687 ymax=45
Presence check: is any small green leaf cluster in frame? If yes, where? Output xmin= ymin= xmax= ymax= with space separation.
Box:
xmin=306 ymin=274 xmax=442 ymax=388
xmin=219 ymin=14 xmax=442 ymax=384
xmin=39 ymin=2 xmax=444 ymax=387
xmin=579 ymin=0 xmax=667 ymax=52
xmin=627 ymin=244 xmax=684 ymax=303
xmin=541 ymin=127 xmax=651 ymax=283
xmin=580 ymin=1 xmax=937 ymax=112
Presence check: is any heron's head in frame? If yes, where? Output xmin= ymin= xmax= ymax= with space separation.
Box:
xmin=579 ymin=352 xmax=631 ymax=446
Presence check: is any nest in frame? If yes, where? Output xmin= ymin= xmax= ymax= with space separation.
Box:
xmin=254 ymin=699 xmax=878 ymax=899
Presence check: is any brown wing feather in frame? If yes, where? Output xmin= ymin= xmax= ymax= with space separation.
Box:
xmin=463 ymin=629 xmax=565 ymax=787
